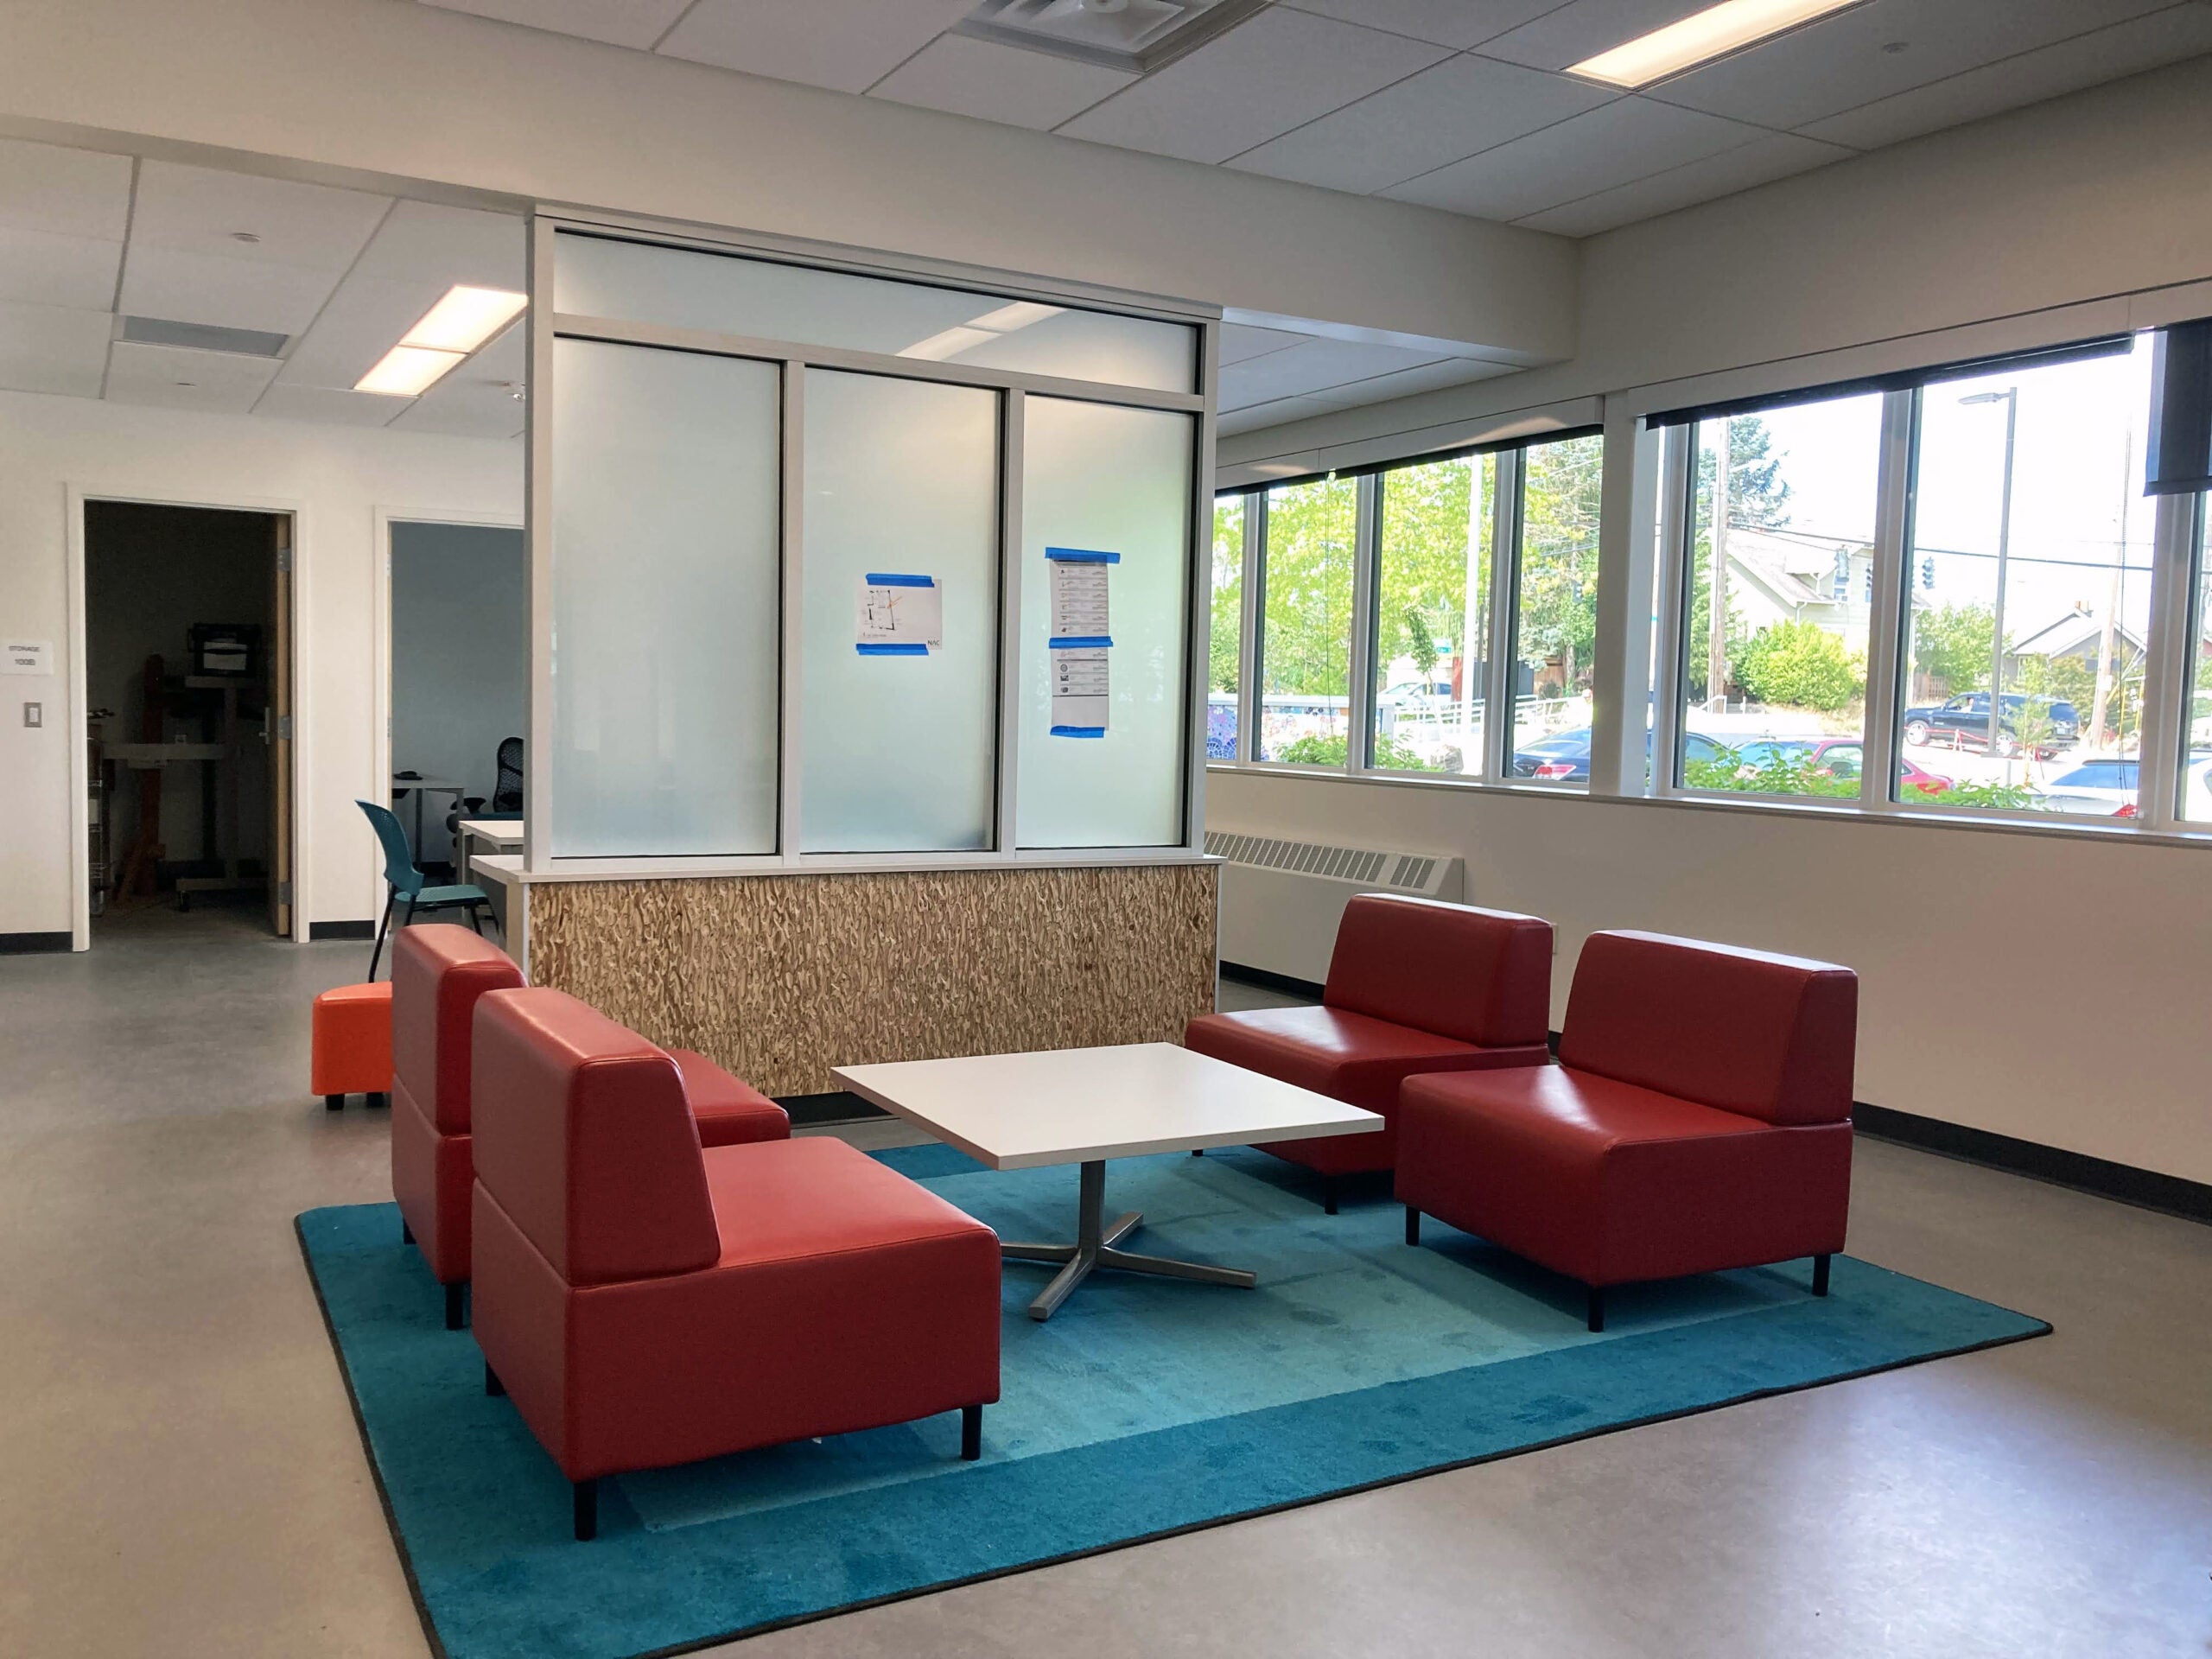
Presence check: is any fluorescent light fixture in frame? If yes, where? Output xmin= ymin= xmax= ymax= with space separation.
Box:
xmin=401 ymin=285 xmax=528 ymax=354
xmin=1567 ymin=0 xmax=1865 ymax=88
xmin=899 ymin=299 xmax=1067 ymax=361
xmin=356 ymin=344 xmax=465 ymax=397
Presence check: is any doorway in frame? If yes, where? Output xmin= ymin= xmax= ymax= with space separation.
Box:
xmin=82 ymin=501 xmax=295 ymax=942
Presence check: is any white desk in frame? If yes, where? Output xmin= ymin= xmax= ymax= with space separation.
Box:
xmin=467 ymin=852 xmax=524 ymax=950
xmin=833 ymin=1043 xmax=1381 ymax=1320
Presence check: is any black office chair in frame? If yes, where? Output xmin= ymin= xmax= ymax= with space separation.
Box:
xmin=492 ymin=736 xmax=524 ymax=814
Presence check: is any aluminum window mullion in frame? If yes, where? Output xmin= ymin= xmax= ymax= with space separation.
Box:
xmin=995 ymin=389 xmax=1026 ymax=852
xmin=524 ymin=214 xmax=556 ymax=874
xmin=1346 ymin=472 xmax=1381 ymax=775
xmin=1240 ymin=490 xmax=1265 ymax=763
xmin=2138 ymin=489 xmax=2200 ymax=829
xmin=1650 ymin=423 xmax=1692 ymax=797
xmin=1861 ymin=388 xmax=1916 ymax=813
xmin=1483 ymin=448 xmax=1521 ymax=782
xmin=776 ymin=361 xmax=806 ymax=864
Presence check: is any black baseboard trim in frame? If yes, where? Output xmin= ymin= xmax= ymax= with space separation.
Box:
xmin=309 ymin=921 xmax=377 ymax=942
xmin=777 ymin=1090 xmax=888 ymax=1128
xmin=1854 ymin=1103 xmax=2212 ymax=1226
xmin=0 ymin=931 xmax=71 ymax=955
xmin=1219 ymin=961 xmax=1325 ymax=1001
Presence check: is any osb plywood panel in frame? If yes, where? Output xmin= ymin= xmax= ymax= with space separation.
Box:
xmin=527 ymin=864 xmax=1217 ymax=1097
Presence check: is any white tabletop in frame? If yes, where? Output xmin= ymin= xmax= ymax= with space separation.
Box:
xmin=455 ymin=818 xmax=524 ymax=849
xmin=831 ymin=1042 xmax=1382 ymax=1171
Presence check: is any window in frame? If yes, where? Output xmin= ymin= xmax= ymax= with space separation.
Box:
xmin=1367 ymin=453 xmax=1497 ymax=775
xmin=2184 ymin=499 xmax=2212 ymax=822
xmin=1210 ymin=493 xmax=1245 ymax=761
xmin=1255 ymin=474 xmax=1358 ymax=765
xmin=1510 ymin=433 xmax=1605 ymax=784
xmin=1902 ymin=338 xmax=2153 ymax=816
xmin=1672 ymin=391 xmax=1883 ymax=799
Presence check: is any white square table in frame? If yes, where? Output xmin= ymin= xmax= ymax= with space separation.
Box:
xmin=831 ymin=1043 xmax=1382 ymax=1320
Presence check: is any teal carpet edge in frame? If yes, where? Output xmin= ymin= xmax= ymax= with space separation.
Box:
xmin=296 ymin=1147 xmax=2051 ymax=1659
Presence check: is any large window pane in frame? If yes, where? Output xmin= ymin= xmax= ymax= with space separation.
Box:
xmin=1209 ymin=493 xmax=1243 ymax=761
xmin=1015 ymin=397 xmax=1193 ymax=848
xmin=1255 ymin=475 xmax=1357 ymax=765
xmin=1508 ymin=434 xmax=1604 ymax=784
xmin=1902 ymin=338 xmax=2152 ymax=815
xmin=1370 ymin=454 xmax=1496 ymax=775
xmin=1677 ymin=393 xmax=1882 ymax=798
xmin=550 ymin=339 xmax=780 ymax=856
xmin=800 ymin=371 xmax=1000 ymax=852
xmin=2182 ymin=498 xmax=2212 ymax=822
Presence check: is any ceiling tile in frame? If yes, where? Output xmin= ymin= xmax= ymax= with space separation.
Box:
xmin=1220 ymin=335 xmax=1456 ymax=408
xmin=1219 ymin=322 xmax=1311 ymax=365
xmin=389 ymin=375 xmax=528 ymax=440
xmin=1801 ymin=4 xmax=2212 ymax=150
xmin=1512 ymin=130 xmax=1852 ymax=235
xmin=1295 ymin=354 xmax=1520 ymax=412
xmin=0 ymin=138 xmax=132 ymax=239
xmin=659 ymin=0 xmax=979 ymax=95
xmin=1220 ymin=396 xmax=1335 ymax=435
xmin=1650 ymin=0 xmax=2177 ymax=130
xmin=1381 ymin=95 xmax=1758 ymax=220
xmin=1281 ymin=0 xmax=1568 ymax=50
xmin=1058 ymin=7 xmax=1450 ymax=165
xmin=468 ymin=321 xmax=528 ymax=383
xmin=130 ymin=161 xmax=391 ymax=271
xmin=869 ymin=33 xmax=1136 ymax=129
xmin=105 ymin=340 xmax=281 ymax=414
xmin=118 ymin=244 xmax=343 ymax=335
xmin=0 ymin=299 xmax=111 ymax=398
xmin=351 ymin=200 xmax=525 ymax=289
xmin=1229 ymin=52 xmax=1614 ymax=193
xmin=276 ymin=273 xmax=449 ymax=389
xmin=417 ymin=0 xmax=696 ymax=49
xmin=253 ymin=384 xmax=408 ymax=428
xmin=1479 ymin=0 xmax=1729 ymax=73
xmin=0 ymin=226 xmax=121 ymax=311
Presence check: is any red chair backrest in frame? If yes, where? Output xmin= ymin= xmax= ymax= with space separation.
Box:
xmin=1323 ymin=894 xmax=1552 ymax=1049
xmin=392 ymin=925 xmax=524 ymax=1135
xmin=470 ymin=987 xmax=720 ymax=1287
xmin=1560 ymin=930 xmax=1857 ymax=1126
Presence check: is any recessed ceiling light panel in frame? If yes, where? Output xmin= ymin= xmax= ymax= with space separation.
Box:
xmin=957 ymin=0 xmax=1267 ymax=73
xmin=357 ymin=344 xmax=465 ymax=397
xmin=1567 ymin=0 xmax=1869 ymax=89
xmin=402 ymin=285 xmax=528 ymax=355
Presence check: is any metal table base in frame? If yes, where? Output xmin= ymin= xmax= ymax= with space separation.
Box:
xmin=999 ymin=1159 xmax=1256 ymax=1321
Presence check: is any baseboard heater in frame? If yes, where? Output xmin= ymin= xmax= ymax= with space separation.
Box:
xmin=1205 ymin=830 xmax=1464 ymax=986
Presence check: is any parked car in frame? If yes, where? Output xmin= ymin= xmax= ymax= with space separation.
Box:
xmin=2041 ymin=755 xmax=2212 ymax=817
xmin=1899 ymin=692 xmax=2078 ymax=756
xmin=1516 ymin=728 xmax=1724 ymax=783
xmin=1801 ymin=739 xmax=1954 ymax=795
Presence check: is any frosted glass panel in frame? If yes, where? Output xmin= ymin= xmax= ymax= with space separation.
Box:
xmin=1017 ymin=398 xmax=1194 ymax=848
xmin=801 ymin=371 xmax=1000 ymax=852
xmin=550 ymin=339 xmax=779 ymax=856
xmin=556 ymin=232 xmax=1193 ymax=393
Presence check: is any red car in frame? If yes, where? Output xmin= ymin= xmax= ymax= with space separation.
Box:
xmin=1803 ymin=739 xmax=1951 ymax=795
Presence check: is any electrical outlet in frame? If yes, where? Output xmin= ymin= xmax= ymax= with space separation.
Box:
xmin=22 ymin=702 xmax=40 ymax=728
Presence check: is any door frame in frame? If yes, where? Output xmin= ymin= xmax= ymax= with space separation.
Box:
xmin=66 ymin=486 xmax=308 ymax=949
xmin=373 ymin=505 xmax=527 ymax=896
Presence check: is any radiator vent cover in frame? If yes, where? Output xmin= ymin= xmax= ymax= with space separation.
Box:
xmin=1203 ymin=831 xmax=1446 ymax=892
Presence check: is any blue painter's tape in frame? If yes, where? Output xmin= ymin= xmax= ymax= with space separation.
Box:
xmin=856 ymin=642 xmax=931 ymax=656
xmin=1048 ymin=635 xmax=1113 ymax=649
xmin=1044 ymin=548 xmax=1121 ymax=563
xmin=1051 ymin=726 xmax=1108 ymax=738
xmin=863 ymin=573 xmax=935 ymax=587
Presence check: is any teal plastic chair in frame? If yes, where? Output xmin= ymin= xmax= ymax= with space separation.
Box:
xmin=357 ymin=799 xmax=495 ymax=980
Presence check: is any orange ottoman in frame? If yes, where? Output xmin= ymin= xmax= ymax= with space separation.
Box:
xmin=313 ymin=981 xmax=393 ymax=1111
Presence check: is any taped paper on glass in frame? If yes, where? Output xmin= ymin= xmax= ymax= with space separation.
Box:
xmin=1050 ymin=646 xmax=1109 ymax=736
xmin=855 ymin=573 xmax=942 ymax=655
xmin=1046 ymin=548 xmax=1117 ymax=735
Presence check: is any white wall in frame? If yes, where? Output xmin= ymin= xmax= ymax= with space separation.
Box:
xmin=0 ymin=0 xmax=1575 ymax=365
xmin=0 ymin=388 xmax=520 ymax=936
xmin=1211 ymin=768 xmax=2212 ymax=1186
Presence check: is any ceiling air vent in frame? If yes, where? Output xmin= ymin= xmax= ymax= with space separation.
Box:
xmin=957 ymin=0 xmax=1267 ymax=74
xmin=119 ymin=316 xmax=289 ymax=358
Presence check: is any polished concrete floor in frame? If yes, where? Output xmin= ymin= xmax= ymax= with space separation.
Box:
xmin=3 ymin=908 xmax=2209 ymax=1657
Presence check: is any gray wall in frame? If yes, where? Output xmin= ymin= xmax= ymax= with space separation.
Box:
xmin=390 ymin=520 xmax=524 ymax=871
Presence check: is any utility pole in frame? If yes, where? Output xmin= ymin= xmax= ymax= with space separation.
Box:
xmin=1707 ymin=420 xmax=1732 ymax=713
xmin=2090 ymin=429 xmax=2129 ymax=753
xmin=1960 ymin=389 xmax=2018 ymax=759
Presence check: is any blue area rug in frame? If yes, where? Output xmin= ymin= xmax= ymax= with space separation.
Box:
xmin=298 ymin=1143 xmax=2047 ymax=1659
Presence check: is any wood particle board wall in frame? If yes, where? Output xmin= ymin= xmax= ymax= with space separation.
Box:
xmin=526 ymin=862 xmax=1218 ymax=1096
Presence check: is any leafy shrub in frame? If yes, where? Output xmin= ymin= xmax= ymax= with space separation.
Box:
xmin=1275 ymin=732 xmax=1430 ymax=770
xmin=1735 ymin=621 xmax=1863 ymax=713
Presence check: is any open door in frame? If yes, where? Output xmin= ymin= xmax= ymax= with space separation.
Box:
xmin=267 ymin=516 xmax=294 ymax=938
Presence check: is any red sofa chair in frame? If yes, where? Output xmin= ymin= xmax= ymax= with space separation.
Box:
xmin=1397 ymin=929 xmax=1857 ymax=1332
xmin=468 ymin=987 xmax=1001 ymax=1541
xmin=1183 ymin=894 xmax=1554 ymax=1211
xmin=390 ymin=925 xmax=789 ymax=1328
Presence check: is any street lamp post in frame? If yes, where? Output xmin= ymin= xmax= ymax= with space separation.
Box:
xmin=1960 ymin=387 xmax=2018 ymax=760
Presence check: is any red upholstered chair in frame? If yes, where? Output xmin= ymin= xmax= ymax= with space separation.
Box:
xmin=1184 ymin=895 xmax=1554 ymax=1211
xmin=1397 ymin=930 xmax=1857 ymax=1331
xmin=390 ymin=925 xmax=788 ymax=1328
xmin=468 ymin=987 xmax=1001 ymax=1541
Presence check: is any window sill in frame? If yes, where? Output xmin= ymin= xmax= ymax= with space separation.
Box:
xmin=1205 ymin=761 xmax=2212 ymax=849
